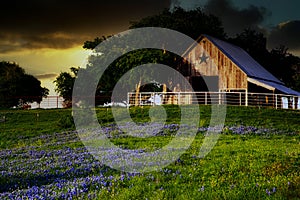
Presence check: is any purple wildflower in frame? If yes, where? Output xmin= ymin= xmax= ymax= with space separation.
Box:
xmin=200 ymin=186 xmax=205 ymax=191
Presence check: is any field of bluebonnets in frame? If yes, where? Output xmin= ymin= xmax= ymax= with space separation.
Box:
xmin=0 ymin=105 xmax=299 ymax=199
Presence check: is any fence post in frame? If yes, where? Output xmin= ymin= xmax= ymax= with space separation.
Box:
xmin=205 ymin=92 xmax=207 ymax=105
xmin=275 ymin=94 xmax=278 ymax=109
xmin=245 ymin=90 xmax=248 ymax=106
xmin=127 ymin=93 xmax=130 ymax=109
xmin=293 ymin=96 xmax=296 ymax=109
xmin=57 ymin=96 xmax=59 ymax=109
xmin=239 ymin=92 xmax=242 ymax=106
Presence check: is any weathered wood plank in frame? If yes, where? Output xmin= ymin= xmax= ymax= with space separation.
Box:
xmin=184 ymin=37 xmax=248 ymax=91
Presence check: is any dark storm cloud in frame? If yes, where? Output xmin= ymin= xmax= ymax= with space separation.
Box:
xmin=0 ymin=32 xmax=88 ymax=53
xmin=268 ymin=21 xmax=300 ymax=50
xmin=204 ymin=0 xmax=270 ymax=36
xmin=0 ymin=0 xmax=171 ymax=52
xmin=35 ymin=73 xmax=58 ymax=80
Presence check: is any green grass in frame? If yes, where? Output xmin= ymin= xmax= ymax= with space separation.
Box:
xmin=0 ymin=108 xmax=76 ymax=149
xmin=0 ymin=105 xmax=299 ymax=199
xmin=95 ymin=133 xmax=299 ymax=199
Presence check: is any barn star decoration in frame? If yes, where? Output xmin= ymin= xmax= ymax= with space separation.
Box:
xmin=199 ymin=52 xmax=209 ymax=64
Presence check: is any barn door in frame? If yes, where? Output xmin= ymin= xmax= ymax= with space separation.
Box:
xmin=191 ymin=76 xmax=219 ymax=92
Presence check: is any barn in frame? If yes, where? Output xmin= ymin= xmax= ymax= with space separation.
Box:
xmin=180 ymin=34 xmax=300 ymax=108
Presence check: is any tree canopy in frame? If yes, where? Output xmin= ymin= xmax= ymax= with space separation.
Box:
xmin=0 ymin=61 xmax=49 ymax=108
xmin=229 ymin=29 xmax=300 ymax=91
xmin=83 ymin=7 xmax=226 ymax=51
xmin=130 ymin=7 xmax=226 ymax=40
xmin=80 ymin=7 xmax=225 ymax=101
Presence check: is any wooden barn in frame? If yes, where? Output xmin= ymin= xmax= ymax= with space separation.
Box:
xmin=180 ymin=34 xmax=300 ymax=108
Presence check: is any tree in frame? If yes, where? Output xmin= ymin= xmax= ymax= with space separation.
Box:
xmin=130 ymin=7 xmax=226 ymax=40
xmin=81 ymin=7 xmax=225 ymax=102
xmin=267 ymin=46 xmax=300 ymax=89
xmin=83 ymin=36 xmax=112 ymax=50
xmin=230 ymin=29 xmax=300 ymax=91
xmin=54 ymin=67 xmax=79 ymax=107
xmin=83 ymin=8 xmax=226 ymax=52
xmin=0 ymin=61 xmax=49 ymax=108
xmin=229 ymin=29 xmax=269 ymax=65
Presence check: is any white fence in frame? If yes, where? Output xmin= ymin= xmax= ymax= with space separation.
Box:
xmin=128 ymin=92 xmax=300 ymax=110
xmin=30 ymin=96 xmax=64 ymax=109
xmin=17 ymin=92 xmax=300 ymax=110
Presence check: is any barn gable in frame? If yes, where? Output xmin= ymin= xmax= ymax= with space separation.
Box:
xmin=184 ymin=35 xmax=300 ymax=96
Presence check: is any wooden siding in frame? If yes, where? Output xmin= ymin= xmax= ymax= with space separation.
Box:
xmin=186 ymin=37 xmax=248 ymax=91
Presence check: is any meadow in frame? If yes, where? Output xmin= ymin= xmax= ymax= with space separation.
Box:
xmin=0 ymin=106 xmax=299 ymax=199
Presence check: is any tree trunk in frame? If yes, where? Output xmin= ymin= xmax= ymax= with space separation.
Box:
xmin=135 ymin=79 xmax=141 ymax=106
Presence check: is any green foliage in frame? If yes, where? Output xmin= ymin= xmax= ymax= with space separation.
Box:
xmin=229 ymin=29 xmax=269 ymax=64
xmin=268 ymin=46 xmax=300 ymax=89
xmin=93 ymin=49 xmax=187 ymax=97
xmin=57 ymin=114 xmax=74 ymax=129
xmin=293 ymin=74 xmax=300 ymax=91
xmin=83 ymin=7 xmax=226 ymax=51
xmin=97 ymin=134 xmax=299 ymax=199
xmin=0 ymin=109 xmax=75 ymax=149
xmin=1 ymin=105 xmax=299 ymax=150
xmin=130 ymin=7 xmax=226 ymax=40
xmin=83 ymin=36 xmax=112 ymax=50
xmin=230 ymin=29 xmax=300 ymax=92
xmin=80 ymin=7 xmax=226 ymax=101
xmin=54 ymin=67 xmax=79 ymax=106
xmin=0 ymin=61 xmax=49 ymax=108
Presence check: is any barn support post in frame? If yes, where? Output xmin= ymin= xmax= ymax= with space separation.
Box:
xmin=139 ymin=93 xmax=142 ymax=106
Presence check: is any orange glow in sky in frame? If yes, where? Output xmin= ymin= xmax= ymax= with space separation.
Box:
xmin=0 ymin=46 xmax=92 ymax=95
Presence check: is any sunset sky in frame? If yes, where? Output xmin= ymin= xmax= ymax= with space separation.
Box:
xmin=1 ymin=0 xmax=300 ymax=95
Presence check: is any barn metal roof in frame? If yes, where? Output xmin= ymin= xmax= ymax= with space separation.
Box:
xmin=202 ymin=34 xmax=300 ymax=96
xmin=251 ymin=78 xmax=300 ymax=96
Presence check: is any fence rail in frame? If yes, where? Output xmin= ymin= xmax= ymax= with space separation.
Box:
xmin=128 ymin=92 xmax=300 ymax=110
xmin=23 ymin=96 xmax=64 ymax=109
xmin=6 ymin=92 xmax=300 ymax=110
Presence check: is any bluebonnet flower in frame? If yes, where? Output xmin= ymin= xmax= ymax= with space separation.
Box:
xmin=0 ymin=122 xmax=289 ymax=199
xmin=200 ymin=186 xmax=205 ymax=191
